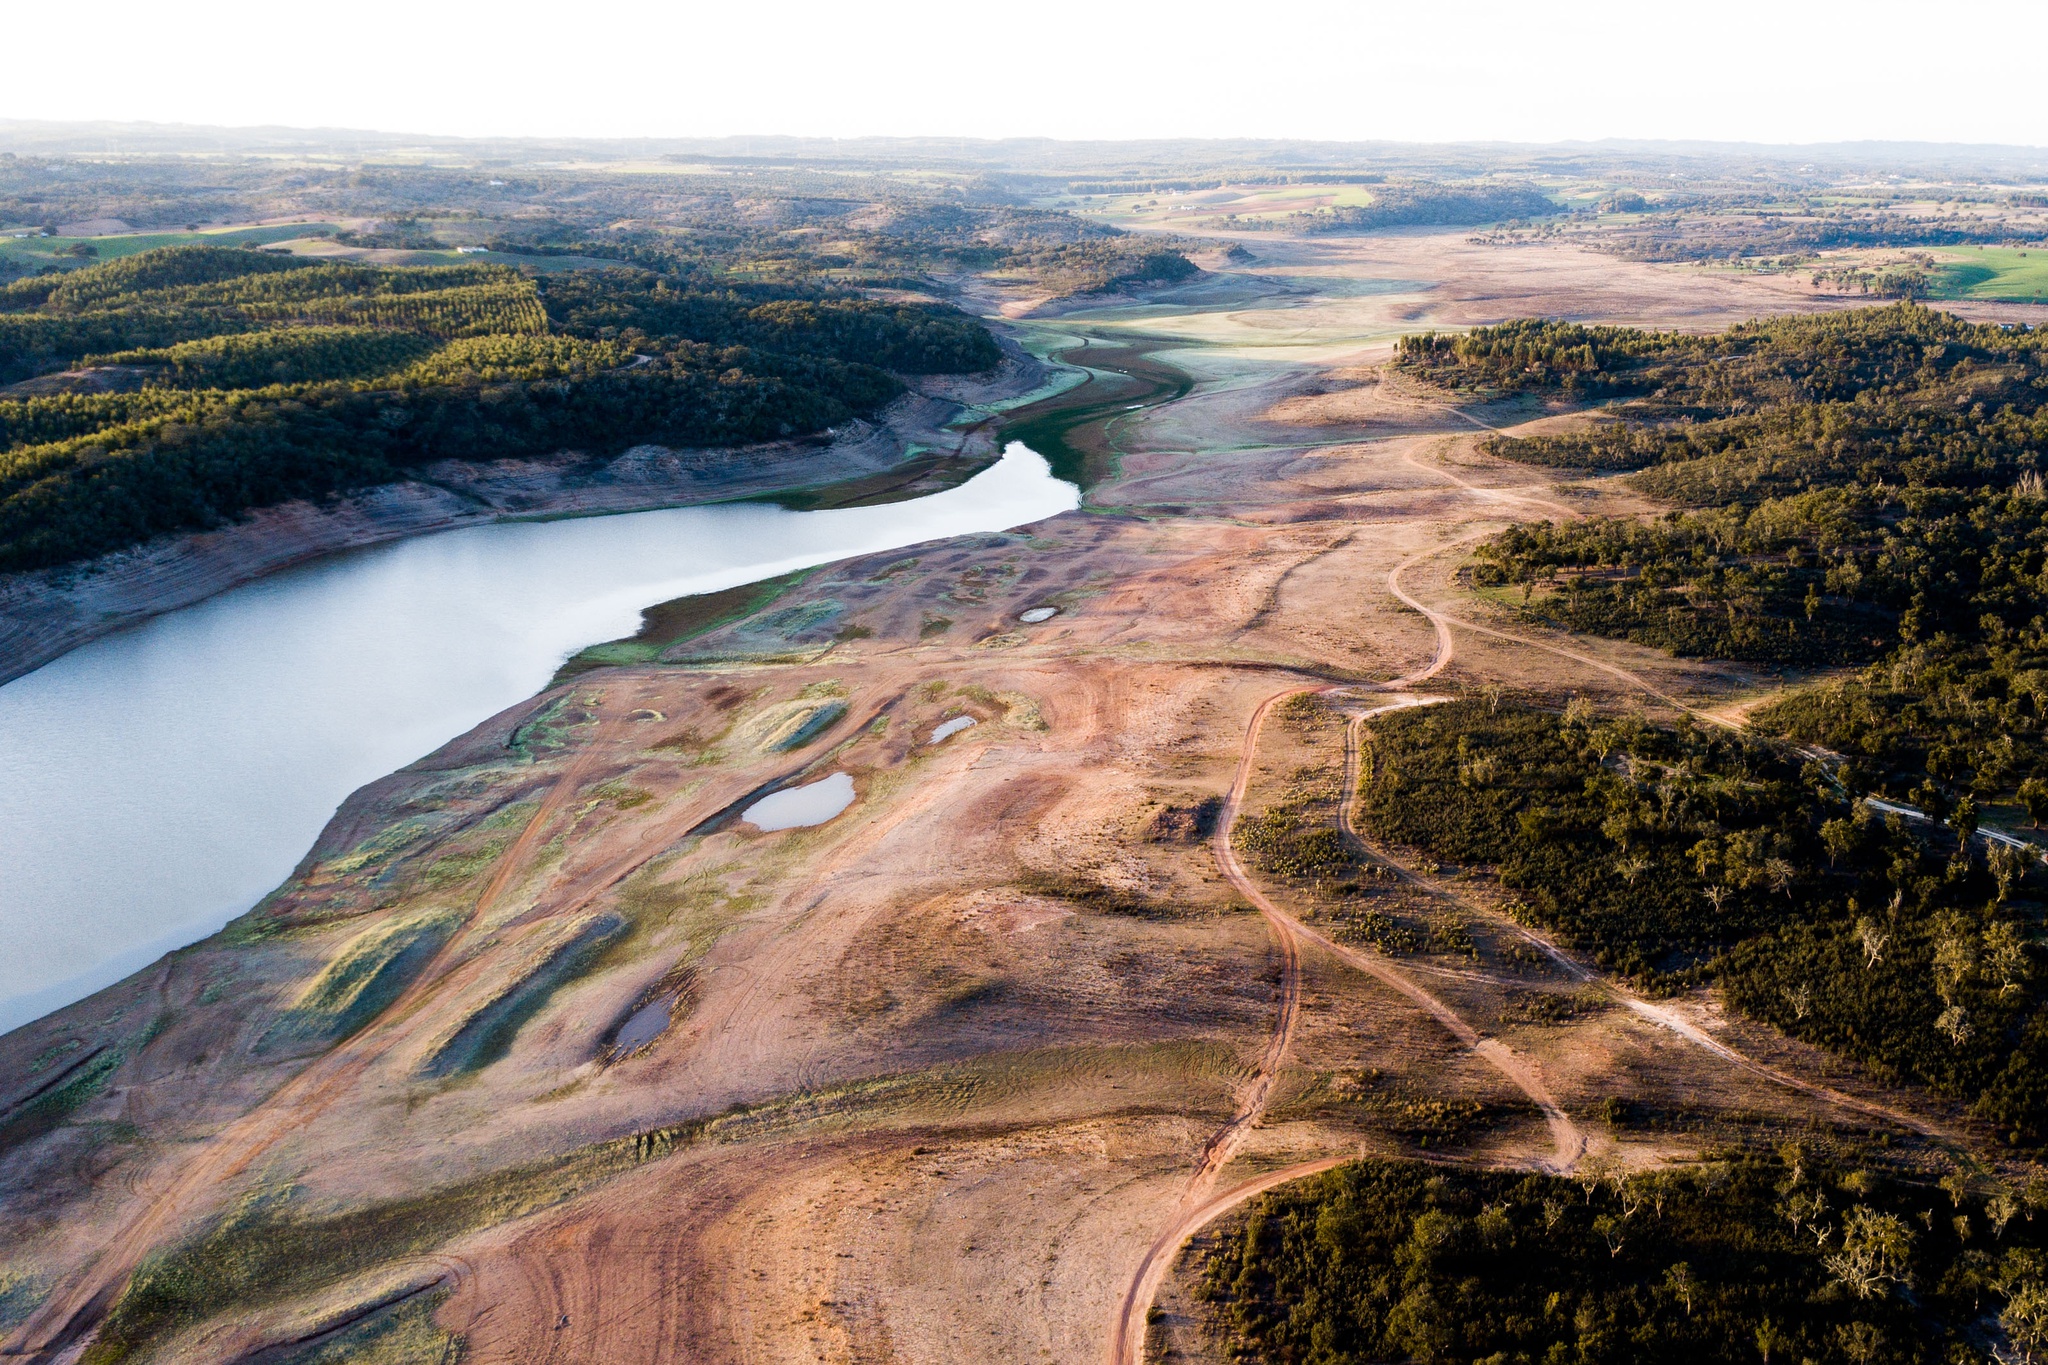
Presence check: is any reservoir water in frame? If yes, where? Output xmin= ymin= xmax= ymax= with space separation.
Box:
xmin=0 ymin=443 xmax=1077 ymax=1035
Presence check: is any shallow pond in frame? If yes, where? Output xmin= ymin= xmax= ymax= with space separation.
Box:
xmin=930 ymin=715 xmax=979 ymax=743
xmin=741 ymin=772 xmax=856 ymax=831
xmin=611 ymin=996 xmax=673 ymax=1054
xmin=0 ymin=444 xmax=1075 ymax=1034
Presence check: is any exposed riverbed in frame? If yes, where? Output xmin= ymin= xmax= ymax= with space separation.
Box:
xmin=0 ymin=443 xmax=1076 ymax=1035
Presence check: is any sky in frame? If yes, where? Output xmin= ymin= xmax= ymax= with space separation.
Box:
xmin=6 ymin=0 xmax=2045 ymax=148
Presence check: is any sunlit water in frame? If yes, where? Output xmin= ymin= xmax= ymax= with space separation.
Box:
xmin=930 ymin=716 xmax=978 ymax=743
xmin=0 ymin=443 xmax=1076 ymax=1035
xmin=740 ymin=772 xmax=857 ymax=832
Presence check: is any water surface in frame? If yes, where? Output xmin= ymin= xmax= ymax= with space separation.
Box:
xmin=741 ymin=773 xmax=857 ymax=832
xmin=0 ymin=444 xmax=1075 ymax=1034
xmin=930 ymin=716 xmax=979 ymax=743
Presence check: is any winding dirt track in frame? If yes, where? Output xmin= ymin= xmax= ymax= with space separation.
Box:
xmin=1107 ymin=424 xmax=1978 ymax=1365
xmin=1106 ymin=677 xmax=1583 ymax=1365
xmin=1339 ymin=707 xmax=1948 ymax=1141
xmin=1363 ymin=447 xmax=1960 ymax=1143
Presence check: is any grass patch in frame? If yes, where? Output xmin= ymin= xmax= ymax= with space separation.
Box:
xmin=267 ymin=1289 xmax=459 ymax=1365
xmin=0 ymin=1047 xmax=122 ymax=1154
xmin=260 ymin=908 xmax=462 ymax=1053
xmin=0 ymin=1271 xmax=44 ymax=1332
xmin=1932 ymin=246 xmax=2048 ymax=302
xmin=417 ymin=913 xmax=625 ymax=1078
xmin=553 ymin=571 xmax=808 ymax=681
xmin=1016 ymin=870 xmax=1195 ymax=920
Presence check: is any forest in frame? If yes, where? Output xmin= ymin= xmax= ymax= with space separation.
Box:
xmin=1293 ymin=182 xmax=1558 ymax=233
xmin=1397 ymin=307 xmax=2048 ymax=802
xmin=1360 ymin=697 xmax=2048 ymax=1144
xmin=1375 ymin=305 xmax=2048 ymax=1143
xmin=1199 ymin=1151 xmax=2048 ymax=1365
xmin=0 ymin=244 xmax=1001 ymax=572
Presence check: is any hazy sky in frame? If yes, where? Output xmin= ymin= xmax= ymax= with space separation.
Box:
xmin=8 ymin=0 xmax=2044 ymax=147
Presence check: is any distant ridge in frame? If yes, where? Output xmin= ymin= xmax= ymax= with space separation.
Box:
xmin=3 ymin=120 xmax=2046 ymax=179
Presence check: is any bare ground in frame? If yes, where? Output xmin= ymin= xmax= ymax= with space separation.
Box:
xmin=0 ymin=228 xmax=1993 ymax=1365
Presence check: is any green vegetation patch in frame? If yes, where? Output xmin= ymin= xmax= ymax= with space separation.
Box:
xmin=1015 ymin=869 xmax=1200 ymax=920
xmin=1361 ymin=697 xmax=2048 ymax=1144
xmin=266 ymin=1289 xmax=460 ymax=1365
xmin=0 ymin=244 xmax=1001 ymax=573
xmin=1932 ymin=248 xmax=2048 ymax=303
xmin=555 ymin=570 xmax=808 ymax=679
xmin=259 ymin=908 xmax=463 ymax=1053
xmin=1199 ymin=1153 xmax=2048 ymax=1365
xmin=0 ymin=1046 xmax=123 ymax=1153
xmin=0 ymin=1271 xmax=43 ymax=1332
xmin=417 ymin=912 xmax=625 ymax=1079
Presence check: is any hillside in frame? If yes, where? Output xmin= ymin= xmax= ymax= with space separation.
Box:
xmin=0 ymin=245 xmax=1001 ymax=572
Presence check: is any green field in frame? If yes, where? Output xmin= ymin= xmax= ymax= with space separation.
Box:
xmin=0 ymin=223 xmax=334 ymax=272
xmin=1932 ymin=246 xmax=2048 ymax=302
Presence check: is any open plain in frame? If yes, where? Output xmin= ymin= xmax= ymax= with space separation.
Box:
xmin=1 ymin=225 xmax=2029 ymax=1365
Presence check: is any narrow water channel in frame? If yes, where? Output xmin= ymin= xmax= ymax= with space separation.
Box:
xmin=0 ymin=443 xmax=1077 ymax=1035
xmin=999 ymin=337 xmax=1194 ymax=488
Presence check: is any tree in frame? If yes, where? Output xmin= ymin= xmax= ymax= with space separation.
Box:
xmin=1991 ymin=843 xmax=2032 ymax=902
xmin=2006 ymin=1278 xmax=2048 ymax=1362
xmin=1823 ymin=1206 xmax=1914 ymax=1298
xmin=1952 ymin=794 xmax=1980 ymax=841
xmin=2020 ymin=778 xmax=2048 ymax=829
xmin=1662 ymin=1261 xmax=1698 ymax=1316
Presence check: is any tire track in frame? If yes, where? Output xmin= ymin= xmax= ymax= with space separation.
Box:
xmin=1338 ymin=710 xmax=1949 ymax=1142
xmin=6 ymin=704 xmax=633 ymax=1361
xmin=1107 ymin=681 xmax=1579 ymax=1365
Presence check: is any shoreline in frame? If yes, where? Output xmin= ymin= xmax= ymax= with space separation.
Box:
xmin=0 ymin=340 xmax=1055 ymax=687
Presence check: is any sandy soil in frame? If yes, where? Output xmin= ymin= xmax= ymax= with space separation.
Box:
xmin=0 ymin=228 xmax=1991 ymax=1365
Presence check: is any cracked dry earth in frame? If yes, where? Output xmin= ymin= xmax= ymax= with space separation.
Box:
xmin=0 ymin=234 xmax=1979 ymax=1365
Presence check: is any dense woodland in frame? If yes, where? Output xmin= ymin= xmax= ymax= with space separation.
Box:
xmin=1362 ymin=697 xmax=2048 ymax=1144
xmin=1372 ymin=306 xmax=2048 ymax=1144
xmin=1292 ymin=183 xmax=1558 ymax=233
xmin=1398 ymin=306 xmax=2048 ymax=800
xmin=1594 ymin=207 xmax=2048 ymax=264
xmin=1200 ymin=1153 xmax=2048 ymax=1365
xmin=0 ymin=245 xmax=999 ymax=571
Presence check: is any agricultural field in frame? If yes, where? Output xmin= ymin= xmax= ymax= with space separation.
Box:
xmin=1932 ymin=245 xmax=2048 ymax=301
xmin=0 ymin=222 xmax=334 ymax=271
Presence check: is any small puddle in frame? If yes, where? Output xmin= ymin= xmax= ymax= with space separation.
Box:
xmin=1018 ymin=606 xmax=1059 ymax=623
xmin=742 ymin=771 xmax=855 ymax=831
xmin=613 ymin=997 xmax=671 ymax=1053
xmin=931 ymin=715 xmax=978 ymax=743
